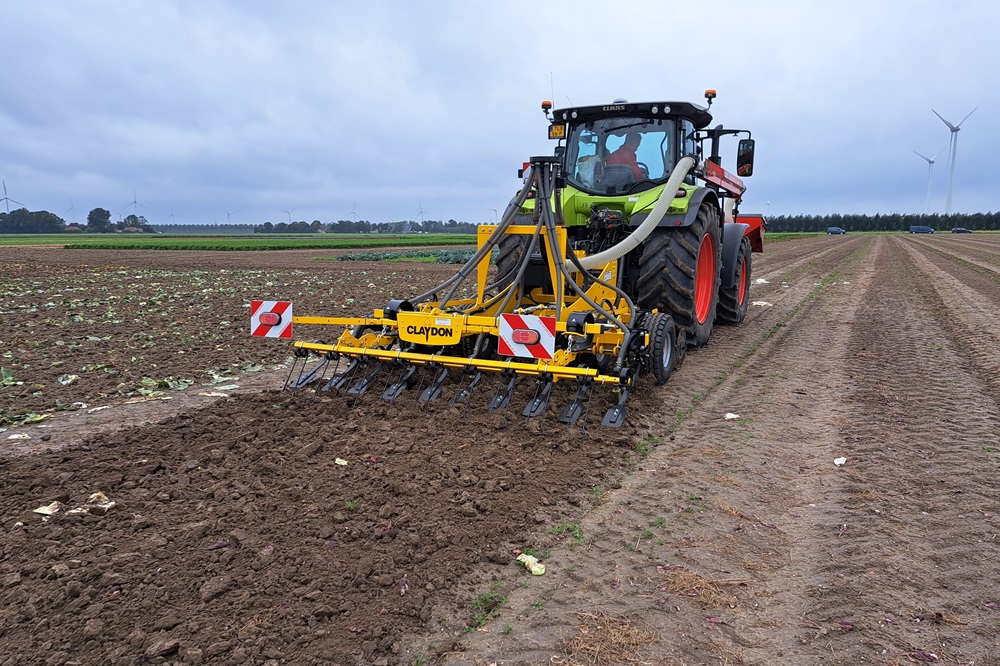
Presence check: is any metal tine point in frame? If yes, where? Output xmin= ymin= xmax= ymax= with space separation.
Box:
xmin=307 ymin=354 xmax=341 ymax=398
xmin=376 ymin=360 xmax=403 ymax=401
xmin=559 ymin=378 xmax=593 ymax=425
xmin=347 ymin=361 xmax=385 ymax=398
xmin=288 ymin=354 xmax=330 ymax=390
xmin=323 ymin=358 xmax=361 ymax=393
xmin=450 ymin=368 xmax=482 ymax=408
xmin=419 ymin=367 xmax=450 ymax=406
xmin=601 ymin=385 xmax=630 ymax=428
xmin=602 ymin=404 xmax=628 ymax=428
xmin=522 ymin=375 xmax=553 ymax=418
xmin=381 ymin=364 xmax=418 ymax=403
xmin=488 ymin=371 xmax=517 ymax=413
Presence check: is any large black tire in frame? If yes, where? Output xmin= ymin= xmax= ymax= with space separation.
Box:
xmin=494 ymin=234 xmax=529 ymax=291
xmin=717 ymin=237 xmax=752 ymax=324
xmin=636 ymin=204 xmax=722 ymax=348
xmin=644 ymin=311 xmax=678 ymax=385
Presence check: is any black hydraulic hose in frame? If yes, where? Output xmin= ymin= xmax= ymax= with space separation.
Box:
xmin=550 ymin=165 xmax=637 ymax=316
xmin=411 ymin=167 xmax=535 ymax=306
xmin=565 ymin=249 xmax=636 ymax=316
xmin=496 ymin=218 xmax=543 ymax=314
xmin=537 ymin=166 xmax=566 ymax=319
xmin=466 ymin=219 xmax=541 ymax=356
xmin=459 ymin=168 xmax=546 ymax=317
xmin=534 ymin=159 xmax=633 ymax=369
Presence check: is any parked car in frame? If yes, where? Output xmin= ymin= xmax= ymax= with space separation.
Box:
xmin=950 ymin=227 xmax=972 ymax=233
xmin=909 ymin=225 xmax=934 ymax=234
xmin=827 ymin=226 xmax=846 ymax=235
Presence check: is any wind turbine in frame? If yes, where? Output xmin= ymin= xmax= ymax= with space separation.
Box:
xmin=281 ymin=208 xmax=295 ymax=224
xmin=225 ymin=209 xmax=238 ymax=225
xmin=417 ymin=201 xmax=427 ymax=223
xmin=64 ymin=201 xmax=77 ymax=225
xmin=1 ymin=180 xmax=24 ymax=214
xmin=347 ymin=202 xmax=358 ymax=223
xmin=931 ymin=108 xmax=976 ymax=214
xmin=913 ymin=147 xmax=945 ymax=214
xmin=124 ymin=189 xmax=143 ymax=217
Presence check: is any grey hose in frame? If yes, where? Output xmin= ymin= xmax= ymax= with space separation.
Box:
xmin=574 ymin=156 xmax=696 ymax=271
xmin=529 ymin=161 xmax=636 ymax=370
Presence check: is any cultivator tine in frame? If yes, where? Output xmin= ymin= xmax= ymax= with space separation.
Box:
xmin=284 ymin=352 xmax=308 ymax=390
xmin=559 ymin=378 xmax=594 ymax=425
xmin=488 ymin=370 xmax=518 ymax=414
xmin=287 ymin=353 xmax=331 ymax=390
xmin=522 ymin=374 xmax=553 ymax=418
xmin=381 ymin=363 xmax=418 ymax=403
xmin=601 ymin=384 xmax=631 ymax=428
xmin=322 ymin=358 xmax=361 ymax=393
xmin=346 ymin=360 xmax=385 ymax=398
xmin=310 ymin=354 xmax=344 ymax=395
xmin=419 ymin=366 xmax=450 ymax=405
xmin=449 ymin=368 xmax=483 ymax=410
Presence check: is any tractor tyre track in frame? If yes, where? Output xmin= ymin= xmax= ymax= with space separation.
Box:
xmin=450 ymin=237 xmax=877 ymax=664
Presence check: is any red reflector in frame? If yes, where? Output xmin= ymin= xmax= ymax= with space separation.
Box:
xmin=512 ymin=329 xmax=540 ymax=345
xmin=259 ymin=312 xmax=281 ymax=326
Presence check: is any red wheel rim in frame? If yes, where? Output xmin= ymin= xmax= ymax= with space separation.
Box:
xmin=737 ymin=255 xmax=748 ymax=305
xmin=694 ymin=233 xmax=716 ymax=324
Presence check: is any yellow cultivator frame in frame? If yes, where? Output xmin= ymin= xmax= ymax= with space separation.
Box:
xmin=258 ymin=156 xmax=680 ymax=427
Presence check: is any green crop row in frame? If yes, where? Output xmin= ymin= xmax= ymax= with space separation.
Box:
xmin=334 ymin=248 xmax=497 ymax=264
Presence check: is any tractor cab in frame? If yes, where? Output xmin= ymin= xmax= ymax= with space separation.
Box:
xmin=547 ymin=100 xmax=713 ymax=197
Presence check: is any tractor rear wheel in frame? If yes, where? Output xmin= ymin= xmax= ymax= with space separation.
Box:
xmin=494 ymin=234 xmax=529 ymax=291
xmin=636 ymin=203 xmax=722 ymax=348
xmin=717 ymin=237 xmax=752 ymax=324
xmin=644 ymin=312 xmax=677 ymax=385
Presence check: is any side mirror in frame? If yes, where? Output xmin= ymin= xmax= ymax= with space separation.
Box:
xmin=736 ymin=138 xmax=755 ymax=177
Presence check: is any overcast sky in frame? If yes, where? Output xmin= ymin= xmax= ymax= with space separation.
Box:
xmin=2 ymin=1 xmax=997 ymax=226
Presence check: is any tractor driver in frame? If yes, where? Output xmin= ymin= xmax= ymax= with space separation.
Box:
xmin=605 ymin=132 xmax=643 ymax=181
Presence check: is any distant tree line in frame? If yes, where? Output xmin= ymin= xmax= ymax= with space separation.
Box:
xmin=766 ymin=212 xmax=1000 ymax=233
xmin=0 ymin=207 xmax=154 ymax=234
xmin=6 ymin=206 xmax=998 ymax=235
xmin=0 ymin=208 xmax=480 ymax=235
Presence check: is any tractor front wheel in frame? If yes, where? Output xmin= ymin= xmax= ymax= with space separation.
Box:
xmin=636 ymin=203 xmax=722 ymax=348
xmin=717 ymin=237 xmax=752 ymax=324
xmin=645 ymin=312 xmax=678 ymax=385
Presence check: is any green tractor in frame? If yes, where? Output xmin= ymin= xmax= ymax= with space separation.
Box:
xmin=498 ymin=90 xmax=764 ymax=349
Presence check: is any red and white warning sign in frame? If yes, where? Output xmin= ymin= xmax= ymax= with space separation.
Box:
xmin=497 ymin=313 xmax=556 ymax=360
xmin=250 ymin=300 xmax=293 ymax=338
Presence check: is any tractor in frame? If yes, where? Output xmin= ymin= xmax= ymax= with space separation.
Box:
xmin=253 ymin=90 xmax=765 ymax=427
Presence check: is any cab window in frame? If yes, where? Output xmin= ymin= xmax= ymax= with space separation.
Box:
xmin=565 ymin=116 xmax=677 ymax=195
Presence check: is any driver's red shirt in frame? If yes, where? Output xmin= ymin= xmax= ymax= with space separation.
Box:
xmin=605 ymin=146 xmax=642 ymax=180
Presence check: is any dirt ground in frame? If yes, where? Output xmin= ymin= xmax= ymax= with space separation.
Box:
xmin=1 ymin=234 xmax=999 ymax=666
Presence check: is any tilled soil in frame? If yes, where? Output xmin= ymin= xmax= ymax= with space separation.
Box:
xmin=1 ymin=235 xmax=999 ymax=665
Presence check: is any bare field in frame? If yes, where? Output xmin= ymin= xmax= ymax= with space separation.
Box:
xmin=2 ymin=234 xmax=999 ymax=666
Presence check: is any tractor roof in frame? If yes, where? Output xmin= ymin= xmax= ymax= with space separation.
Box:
xmin=552 ymin=100 xmax=714 ymax=129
